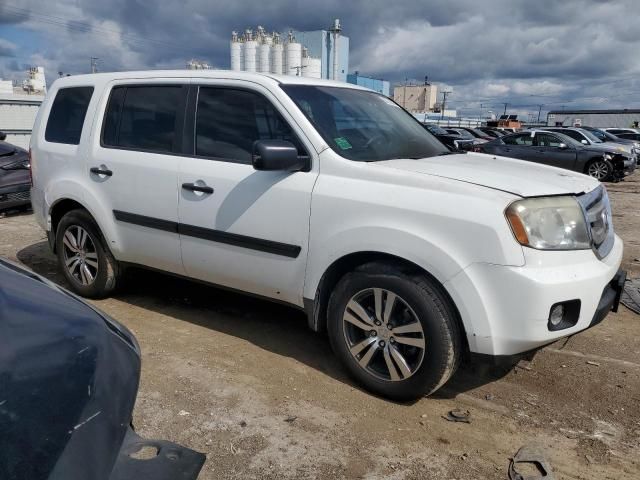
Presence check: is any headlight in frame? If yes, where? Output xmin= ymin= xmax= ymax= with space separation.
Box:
xmin=505 ymin=196 xmax=590 ymax=250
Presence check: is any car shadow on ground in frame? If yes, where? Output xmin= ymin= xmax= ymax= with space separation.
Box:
xmin=17 ymin=240 xmax=512 ymax=403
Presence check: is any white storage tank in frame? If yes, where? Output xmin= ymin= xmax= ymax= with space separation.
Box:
xmin=271 ymin=33 xmax=284 ymax=74
xmin=230 ymin=31 xmax=242 ymax=71
xmin=303 ymin=57 xmax=322 ymax=79
xmin=258 ymin=42 xmax=271 ymax=73
xmin=285 ymin=32 xmax=302 ymax=77
xmin=243 ymin=30 xmax=257 ymax=72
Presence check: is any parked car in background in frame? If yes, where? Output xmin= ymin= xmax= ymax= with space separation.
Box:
xmin=0 ymin=138 xmax=31 ymax=211
xmin=579 ymin=126 xmax=640 ymax=155
xmin=30 ymin=71 xmax=625 ymax=400
xmin=480 ymin=130 xmax=635 ymax=181
xmin=0 ymin=258 xmax=205 ymax=480
xmin=445 ymin=128 xmax=489 ymax=146
xmin=455 ymin=127 xmax=494 ymax=141
xmin=603 ymin=128 xmax=640 ymax=136
xmin=614 ymin=132 xmax=640 ymax=141
xmin=477 ymin=127 xmax=506 ymax=138
xmin=422 ymin=123 xmax=473 ymax=151
xmin=544 ymin=127 xmax=639 ymax=164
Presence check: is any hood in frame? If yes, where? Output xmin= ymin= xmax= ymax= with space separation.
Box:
xmin=373 ymin=152 xmax=599 ymax=197
xmin=584 ymin=142 xmax=632 ymax=155
xmin=0 ymin=142 xmax=27 ymax=167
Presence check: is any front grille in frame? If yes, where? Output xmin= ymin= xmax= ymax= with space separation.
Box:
xmin=577 ymin=185 xmax=614 ymax=259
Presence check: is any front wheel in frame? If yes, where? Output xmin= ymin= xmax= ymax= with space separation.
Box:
xmin=586 ymin=159 xmax=613 ymax=181
xmin=327 ymin=263 xmax=462 ymax=401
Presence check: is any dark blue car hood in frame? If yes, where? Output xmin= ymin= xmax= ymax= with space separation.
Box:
xmin=0 ymin=259 xmax=141 ymax=480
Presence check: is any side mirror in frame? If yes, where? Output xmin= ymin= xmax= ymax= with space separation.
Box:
xmin=581 ymin=139 xmax=588 ymax=145
xmin=252 ymin=140 xmax=308 ymax=172
xmin=558 ymin=143 xmax=568 ymax=149
xmin=0 ymin=131 xmax=6 ymax=141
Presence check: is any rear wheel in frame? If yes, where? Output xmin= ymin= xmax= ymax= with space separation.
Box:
xmin=327 ymin=263 xmax=461 ymax=401
xmin=586 ymin=159 xmax=613 ymax=181
xmin=56 ymin=209 xmax=120 ymax=298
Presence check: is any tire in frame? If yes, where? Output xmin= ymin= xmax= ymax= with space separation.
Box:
xmin=56 ymin=209 xmax=120 ymax=298
xmin=327 ymin=262 xmax=462 ymax=401
xmin=586 ymin=158 xmax=613 ymax=181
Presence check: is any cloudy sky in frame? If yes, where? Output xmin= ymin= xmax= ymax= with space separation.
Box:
xmin=1 ymin=0 xmax=639 ymax=118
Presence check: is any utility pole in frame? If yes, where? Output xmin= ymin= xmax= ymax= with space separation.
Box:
xmin=537 ymin=104 xmax=544 ymax=124
xmin=90 ymin=57 xmax=99 ymax=73
xmin=403 ymin=77 xmax=408 ymax=109
xmin=479 ymin=103 xmax=484 ymax=124
xmin=440 ymin=90 xmax=452 ymax=120
xmin=502 ymin=102 xmax=509 ymax=116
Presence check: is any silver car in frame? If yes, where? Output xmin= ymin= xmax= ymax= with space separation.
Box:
xmin=544 ymin=127 xmax=639 ymax=166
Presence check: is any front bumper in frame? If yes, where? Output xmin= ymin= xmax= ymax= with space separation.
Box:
xmin=0 ymin=183 xmax=30 ymax=210
xmin=445 ymin=234 xmax=624 ymax=356
xmin=623 ymin=158 xmax=636 ymax=176
xmin=109 ymin=427 xmax=205 ymax=480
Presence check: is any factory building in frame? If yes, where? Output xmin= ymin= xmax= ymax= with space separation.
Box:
xmin=346 ymin=73 xmax=390 ymax=96
xmin=393 ymin=84 xmax=438 ymax=113
xmin=230 ymin=19 xmax=348 ymax=81
xmin=0 ymin=67 xmax=46 ymax=149
xmin=547 ymin=109 xmax=640 ymax=128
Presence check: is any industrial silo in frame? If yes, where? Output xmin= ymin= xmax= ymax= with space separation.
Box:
xmin=303 ymin=57 xmax=322 ymax=78
xmin=230 ymin=31 xmax=242 ymax=71
xmin=243 ymin=29 xmax=257 ymax=72
xmin=258 ymin=27 xmax=271 ymax=73
xmin=271 ymin=32 xmax=284 ymax=74
xmin=285 ymin=31 xmax=302 ymax=76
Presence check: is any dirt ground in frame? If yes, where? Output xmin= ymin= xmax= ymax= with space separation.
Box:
xmin=2 ymin=176 xmax=640 ymax=479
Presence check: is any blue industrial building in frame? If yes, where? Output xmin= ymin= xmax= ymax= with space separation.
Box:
xmin=292 ymin=28 xmax=349 ymax=82
xmin=346 ymin=73 xmax=390 ymax=96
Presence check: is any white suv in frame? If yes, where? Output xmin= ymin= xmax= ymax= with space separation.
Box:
xmin=30 ymin=71 xmax=625 ymax=400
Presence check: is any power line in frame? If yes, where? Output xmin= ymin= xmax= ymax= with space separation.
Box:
xmin=2 ymin=4 xmax=196 ymax=56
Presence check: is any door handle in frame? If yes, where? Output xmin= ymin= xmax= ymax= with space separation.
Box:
xmin=182 ymin=182 xmax=214 ymax=194
xmin=90 ymin=167 xmax=113 ymax=176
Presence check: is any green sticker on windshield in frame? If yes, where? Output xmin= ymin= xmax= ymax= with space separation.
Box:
xmin=334 ymin=137 xmax=352 ymax=150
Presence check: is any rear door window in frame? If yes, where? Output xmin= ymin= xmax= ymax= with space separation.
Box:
xmin=45 ymin=87 xmax=94 ymax=145
xmin=102 ymin=85 xmax=186 ymax=154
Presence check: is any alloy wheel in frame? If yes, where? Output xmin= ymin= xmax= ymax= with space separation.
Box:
xmin=342 ymin=288 xmax=426 ymax=382
xmin=62 ymin=225 xmax=99 ymax=285
xmin=588 ymin=161 xmax=610 ymax=180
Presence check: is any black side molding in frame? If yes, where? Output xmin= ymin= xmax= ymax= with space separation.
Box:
xmin=112 ymin=210 xmax=301 ymax=258
xmin=113 ymin=210 xmax=177 ymax=233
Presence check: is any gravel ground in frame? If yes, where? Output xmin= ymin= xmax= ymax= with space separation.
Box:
xmin=1 ymin=175 xmax=639 ymax=479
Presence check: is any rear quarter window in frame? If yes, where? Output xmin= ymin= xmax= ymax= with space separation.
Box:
xmin=45 ymin=87 xmax=94 ymax=145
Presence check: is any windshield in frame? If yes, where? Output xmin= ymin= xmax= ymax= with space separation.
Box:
xmin=281 ymin=85 xmax=449 ymax=161
xmin=448 ymin=129 xmax=475 ymax=139
xmin=469 ymin=128 xmax=488 ymax=138
xmin=579 ymin=129 xmax=603 ymax=143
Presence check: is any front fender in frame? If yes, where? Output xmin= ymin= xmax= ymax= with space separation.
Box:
xmin=304 ymin=225 xmax=480 ymax=301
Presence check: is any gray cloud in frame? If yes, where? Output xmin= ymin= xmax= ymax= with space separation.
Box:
xmin=1 ymin=0 xmax=639 ymax=115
